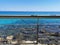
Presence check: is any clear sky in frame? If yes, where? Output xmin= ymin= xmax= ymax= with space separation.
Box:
xmin=0 ymin=0 xmax=60 ymax=11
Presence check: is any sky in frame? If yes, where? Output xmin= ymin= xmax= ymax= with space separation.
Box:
xmin=0 ymin=0 xmax=60 ymax=11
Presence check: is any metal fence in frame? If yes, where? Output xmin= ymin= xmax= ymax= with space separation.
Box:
xmin=0 ymin=24 xmax=37 ymax=45
xmin=0 ymin=16 xmax=60 ymax=45
xmin=0 ymin=24 xmax=60 ymax=45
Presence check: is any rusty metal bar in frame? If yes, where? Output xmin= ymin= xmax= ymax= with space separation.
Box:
xmin=0 ymin=16 xmax=60 ymax=18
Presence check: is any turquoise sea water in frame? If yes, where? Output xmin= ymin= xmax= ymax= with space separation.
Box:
xmin=0 ymin=17 xmax=60 ymax=25
xmin=0 ymin=11 xmax=60 ymax=16
xmin=0 ymin=11 xmax=60 ymax=25
xmin=0 ymin=11 xmax=60 ymax=34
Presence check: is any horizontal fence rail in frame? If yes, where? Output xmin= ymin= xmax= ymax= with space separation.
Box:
xmin=0 ymin=16 xmax=60 ymax=18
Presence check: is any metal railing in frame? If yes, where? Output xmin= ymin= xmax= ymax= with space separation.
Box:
xmin=0 ymin=24 xmax=37 ymax=45
xmin=0 ymin=16 xmax=60 ymax=45
xmin=0 ymin=24 xmax=60 ymax=45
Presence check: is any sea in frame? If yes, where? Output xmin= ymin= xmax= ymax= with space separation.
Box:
xmin=0 ymin=11 xmax=60 ymax=16
xmin=0 ymin=11 xmax=60 ymax=36
xmin=0 ymin=11 xmax=60 ymax=25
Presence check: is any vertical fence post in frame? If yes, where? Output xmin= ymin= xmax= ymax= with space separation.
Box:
xmin=36 ymin=17 xmax=39 ymax=45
